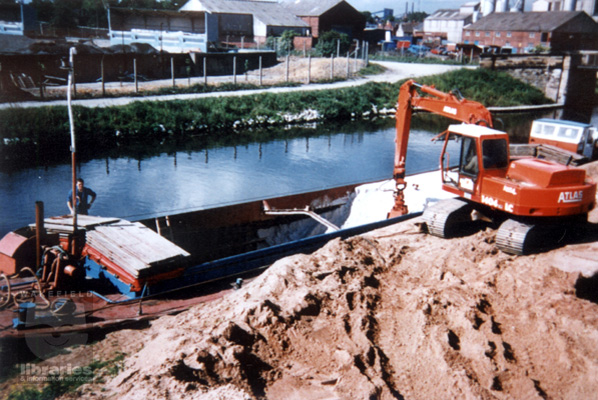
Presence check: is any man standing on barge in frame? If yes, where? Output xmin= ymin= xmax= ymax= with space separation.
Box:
xmin=67 ymin=178 xmax=96 ymax=215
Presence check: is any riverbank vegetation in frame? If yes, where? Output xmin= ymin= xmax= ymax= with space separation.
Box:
xmin=370 ymin=53 xmax=469 ymax=66
xmin=0 ymin=68 xmax=552 ymax=170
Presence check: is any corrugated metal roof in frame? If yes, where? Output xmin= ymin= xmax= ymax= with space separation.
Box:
xmin=181 ymin=0 xmax=308 ymax=27
xmin=465 ymin=11 xmax=585 ymax=31
xmin=426 ymin=9 xmax=472 ymax=21
xmin=278 ymin=0 xmax=346 ymax=16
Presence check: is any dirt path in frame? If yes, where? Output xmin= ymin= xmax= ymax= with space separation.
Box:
xmin=0 ymin=59 xmax=466 ymax=110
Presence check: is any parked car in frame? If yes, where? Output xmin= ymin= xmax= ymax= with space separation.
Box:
xmin=396 ymin=40 xmax=411 ymax=50
xmin=407 ymin=45 xmax=430 ymax=56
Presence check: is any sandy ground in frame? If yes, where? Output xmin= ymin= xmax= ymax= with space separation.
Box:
xmin=3 ymin=163 xmax=598 ymax=400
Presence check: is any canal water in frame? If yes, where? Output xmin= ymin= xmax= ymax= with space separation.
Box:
xmin=0 ymin=107 xmax=593 ymax=237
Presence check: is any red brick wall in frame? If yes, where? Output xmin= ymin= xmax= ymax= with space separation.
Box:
xmin=463 ymin=29 xmax=548 ymax=51
xmin=293 ymin=36 xmax=313 ymax=51
xmin=301 ymin=16 xmax=320 ymax=38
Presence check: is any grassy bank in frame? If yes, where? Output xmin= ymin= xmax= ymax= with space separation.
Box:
xmin=0 ymin=68 xmax=551 ymax=169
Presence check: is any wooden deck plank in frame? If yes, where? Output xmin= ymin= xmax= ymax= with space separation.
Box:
xmin=32 ymin=215 xmax=121 ymax=233
xmin=112 ymin=221 xmax=188 ymax=260
xmin=85 ymin=219 xmax=190 ymax=279
xmin=31 ymin=215 xmax=190 ymax=278
xmin=86 ymin=232 xmax=148 ymax=278
xmin=93 ymin=221 xmax=190 ymax=264
xmin=46 ymin=215 xmax=120 ymax=227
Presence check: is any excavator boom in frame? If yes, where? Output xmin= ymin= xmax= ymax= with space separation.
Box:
xmin=389 ymin=80 xmax=494 ymax=218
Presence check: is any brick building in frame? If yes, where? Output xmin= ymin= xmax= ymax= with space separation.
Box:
xmin=463 ymin=11 xmax=598 ymax=52
xmin=279 ymin=0 xmax=365 ymax=40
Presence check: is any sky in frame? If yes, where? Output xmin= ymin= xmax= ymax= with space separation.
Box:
xmin=347 ymin=0 xmax=533 ymax=14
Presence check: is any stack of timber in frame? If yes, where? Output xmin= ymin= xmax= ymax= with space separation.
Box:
xmin=38 ymin=215 xmax=191 ymax=279
xmin=510 ymin=143 xmax=587 ymax=166
xmin=36 ymin=215 xmax=121 ymax=234
xmin=86 ymin=220 xmax=191 ymax=279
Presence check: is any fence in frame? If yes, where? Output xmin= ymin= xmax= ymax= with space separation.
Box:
xmin=94 ymin=53 xmax=368 ymax=95
xmin=85 ymin=40 xmax=371 ymax=95
xmin=1 ymin=48 xmax=370 ymax=101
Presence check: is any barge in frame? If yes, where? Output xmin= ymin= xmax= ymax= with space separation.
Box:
xmin=0 ymin=50 xmax=440 ymax=349
xmin=0 ymin=179 xmax=432 ymax=344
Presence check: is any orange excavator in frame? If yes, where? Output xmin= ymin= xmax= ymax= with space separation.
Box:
xmin=389 ymin=80 xmax=596 ymax=254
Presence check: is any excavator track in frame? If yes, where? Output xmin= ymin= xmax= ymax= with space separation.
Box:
xmin=495 ymin=219 xmax=535 ymax=255
xmin=422 ymin=198 xmax=474 ymax=238
xmin=496 ymin=218 xmax=578 ymax=255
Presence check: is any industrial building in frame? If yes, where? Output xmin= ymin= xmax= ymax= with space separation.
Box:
xmin=109 ymin=0 xmax=309 ymax=53
xmin=423 ymin=2 xmax=481 ymax=44
xmin=108 ymin=0 xmax=363 ymax=53
xmin=532 ymin=0 xmax=598 ymax=19
xmin=0 ymin=2 xmax=37 ymax=36
xmin=463 ymin=10 xmax=598 ymax=52
xmin=421 ymin=0 xmax=598 ymax=52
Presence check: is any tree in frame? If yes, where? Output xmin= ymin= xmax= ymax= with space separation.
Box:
xmin=278 ymin=30 xmax=298 ymax=55
xmin=265 ymin=30 xmax=298 ymax=56
xmin=80 ymin=0 xmax=108 ymax=27
xmin=406 ymin=12 xmax=428 ymax=22
xmin=530 ymin=44 xmax=549 ymax=54
xmin=116 ymin=0 xmax=179 ymax=9
xmin=31 ymin=0 xmax=56 ymax=23
xmin=28 ymin=0 xmax=180 ymax=30
xmin=52 ymin=0 xmax=82 ymax=30
xmin=315 ymin=31 xmax=351 ymax=57
xmin=361 ymin=11 xmax=374 ymax=24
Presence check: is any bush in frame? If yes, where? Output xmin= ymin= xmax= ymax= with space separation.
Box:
xmin=0 ymin=68 xmax=552 ymax=169
xmin=315 ymin=31 xmax=351 ymax=57
xmin=266 ymin=30 xmax=299 ymax=56
xmin=416 ymin=68 xmax=551 ymax=107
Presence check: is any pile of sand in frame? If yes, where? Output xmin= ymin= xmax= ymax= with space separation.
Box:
xmin=72 ymin=216 xmax=598 ymax=399
xmin=5 ymin=164 xmax=598 ymax=400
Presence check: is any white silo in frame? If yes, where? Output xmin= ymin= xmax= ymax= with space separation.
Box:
xmin=482 ymin=0 xmax=496 ymax=15
xmin=564 ymin=0 xmax=577 ymax=10
xmin=510 ymin=0 xmax=525 ymax=11
xmin=496 ymin=0 xmax=509 ymax=12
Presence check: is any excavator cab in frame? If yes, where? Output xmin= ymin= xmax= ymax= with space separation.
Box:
xmin=391 ymin=80 xmax=596 ymax=255
xmin=439 ymin=124 xmax=510 ymax=196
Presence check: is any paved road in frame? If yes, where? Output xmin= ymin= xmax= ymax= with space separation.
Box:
xmin=0 ymin=62 xmax=468 ymax=110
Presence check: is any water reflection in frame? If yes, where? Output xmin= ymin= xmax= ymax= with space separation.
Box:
xmin=0 ymin=108 xmax=594 ymax=236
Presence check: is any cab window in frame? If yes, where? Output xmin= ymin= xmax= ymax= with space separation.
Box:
xmin=460 ymin=137 xmax=478 ymax=176
xmin=542 ymin=125 xmax=555 ymax=136
xmin=482 ymin=139 xmax=508 ymax=169
xmin=557 ymin=127 xmax=579 ymax=140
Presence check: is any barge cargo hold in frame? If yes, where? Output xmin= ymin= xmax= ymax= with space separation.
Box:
xmin=0 ymin=179 xmax=429 ymax=341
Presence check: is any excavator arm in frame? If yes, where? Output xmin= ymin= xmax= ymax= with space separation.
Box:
xmin=388 ymin=80 xmax=494 ymax=218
